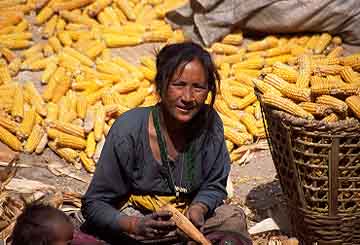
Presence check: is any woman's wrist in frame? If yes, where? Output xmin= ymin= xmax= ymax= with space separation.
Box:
xmin=118 ymin=216 xmax=140 ymax=235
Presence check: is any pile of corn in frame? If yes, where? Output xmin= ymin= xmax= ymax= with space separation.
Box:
xmin=0 ymin=0 xmax=358 ymax=172
xmin=248 ymin=35 xmax=360 ymax=126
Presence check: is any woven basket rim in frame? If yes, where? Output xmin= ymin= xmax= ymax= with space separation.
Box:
xmin=256 ymin=92 xmax=360 ymax=133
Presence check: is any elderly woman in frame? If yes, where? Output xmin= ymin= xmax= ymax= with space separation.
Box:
xmin=81 ymin=42 xmax=251 ymax=245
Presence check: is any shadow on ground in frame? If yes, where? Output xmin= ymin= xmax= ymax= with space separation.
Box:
xmin=245 ymin=179 xmax=292 ymax=235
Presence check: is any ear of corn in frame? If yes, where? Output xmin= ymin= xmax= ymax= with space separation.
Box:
xmin=299 ymin=102 xmax=333 ymax=116
xmin=24 ymin=124 xmax=45 ymax=153
xmin=296 ymin=55 xmax=311 ymax=88
xmin=17 ymin=108 xmax=36 ymax=140
xmin=315 ymin=95 xmax=348 ymax=113
xmin=35 ymin=133 xmax=48 ymax=154
xmin=48 ymin=141 xmax=79 ymax=164
xmin=85 ymin=131 xmax=96 ymax=158
xmin=0 ymin=125 xmax=23 ymax=151
xmin=345 ymin=95 xmax=360 ymax=118
xmin=47 ymin=120 xmax=85 ymax=138
xmin=321 ymin=113 xmax=339 ymax=123
xmin=0 ymin=114 xmax=19 ymax=134
xmin=262 ymin=93 xmax=314 ymax=120
xmin=79 ymin=151 xmax=96 ymax=173
xmin=11 ymin=84 xmax=24 ymax=122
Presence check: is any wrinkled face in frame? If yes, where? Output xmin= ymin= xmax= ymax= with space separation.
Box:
xmin=162 ymin=59 xmax=209 ymax=124
xmin=51 ymin=222 xmax=74 ymax=245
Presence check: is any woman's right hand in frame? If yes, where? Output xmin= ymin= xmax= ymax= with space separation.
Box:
xmin=130 ymin=211 xmax=176 ymax=238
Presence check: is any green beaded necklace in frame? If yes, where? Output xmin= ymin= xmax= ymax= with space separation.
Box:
xmin=152 ymin=105 xmax=195 ymax=198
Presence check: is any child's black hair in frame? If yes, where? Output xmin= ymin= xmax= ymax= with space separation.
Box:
xmin=11 ymin=203 xmax=72 ymax=245
xmin=154 ymin=42 xmax=220 ymax=109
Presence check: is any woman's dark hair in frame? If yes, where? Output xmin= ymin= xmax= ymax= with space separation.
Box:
xmin=154 ymin=42 xmax=220 ymax=108
xmin=11 ymin=203 xmax=72 ymax=245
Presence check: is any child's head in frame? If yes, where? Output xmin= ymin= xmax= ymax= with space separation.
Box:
xmin=11 ymin=203 xmax=74 ymax=245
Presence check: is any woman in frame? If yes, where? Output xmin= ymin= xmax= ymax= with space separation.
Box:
xmin=81 ymin=42 xmax=251 ymax=244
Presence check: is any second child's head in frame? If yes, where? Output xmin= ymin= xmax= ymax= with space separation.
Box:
xmin=11 ymin=203 xmax=74 ymax=245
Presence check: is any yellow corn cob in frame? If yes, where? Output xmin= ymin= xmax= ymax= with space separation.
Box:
xmin=97 ymin=10 xmax=112 ymax=26
xmin=24 ymin=81 xmax=47 ymax=117
xmin=79 ymin=151 xmax=96 ymax=173
xmin=0 ymin=64 xmax=12 ymax=84
xmin=272 ymin=62 xmax=298 ymax=83
xmin=345 ymin=95 xmax=360 ymax=118
xmin=235 ymin=69 xmax=261 ymax=78
xmin=265 ymin=54 xmax=293 ymax=66
xmin=84 ymin=41 xmax=106 ymax=60
xmin=230 ymin=84 xmax=250 ymax=97
xmin=47 ymin=120 xmax=85 ymax=138
xmin=125 ymin=87 xmax=150 ymax=108
xmin=93 ymin=135 xmax=105 ymax=161
xmin=59 ymin=10 xmax=98 ymax=27
xmin=48 ymin=141 xmax=79 ymax=164
xmin=36 ymin=6 xmax=54 ymax=24
xmin=76 ymin=95 xmax=88 ymax=119
xmin=312 ymin=64 xmax=344 ymax=76
xmin=296 ymin=55 xmax=311 ymax=88
xmin=85 ymin=131 xmax=96 ymax=158
xmin=215 ymin=52 xmax=245 ymax=67
xmin=265 ymin=74 xmax=311 ymax=102
xmin=94 ymin=105 xmax=105 ymax=141
xmin=340 ymin=66 xmax=359 ymax=83
xmin=312 ymin=57 xmax=340 ymax=66
xmin=41 ymin=62 xmax=57 ymax=84
xmin=315 ymin=95 xmax=348 ymax=113
xmin=252 ymin=78 xmax=282 ymax=97
xmin=11 ymin=84 xmax=24 ymax=122
xmin=104 ymin=6 xmax=122 ymax=26
xmin=290 ymin=43 xmax=309 ymax=56
xmin=111 ymin=3 xmax=128 ymax=24
xmin=35 ymin=132 xmax=48 ymax=154
xmin=0 ymin=125 xmax=22 ymax=151
xmin=46 ymin=102 xmax=58 ymax=122
xmin=331 ymin=36 xmax=342 ymax=45
xmin=262 ymin=93 xmax=314 ymax=119
xmin=247 ymin=36 xmax=278 ymax=52
xmin=103 ymin=34 xmax=142 ymax=47
xmin=55 ymin=17 xmax=66 ymax=32
xmin=264 ymin=46 xmax=291 ymax=58
xmin=137 ymin=66 xmax=155 ymax=81
xmin=114 ymin=0 xmax=135 ymax=20
xmin=167 ymin=29 xmax=185 ymax=44
xmin=8 ymin=58 xmax=22 ymax=76
xmin=140 ymin=56 xmax=156 ymax=70
xmin=48 ymin=36 xmax=62 ymax=53
xmin=0 ymin=113 xmax=18 ymax=134
xmin=17 ymin=108 xmax=36 ymax=139
xmin=53 ymin=130 xmax=86 ymax=150
xmin=87 ymin=0 xmax=112 ymax=17
xmin=51 ymin=73 xmax=71 ymax=103
xmin=52 ymin=0 xmax=94 ymax=11
xmin=222 ymin=33 xmax=243 ymax=45
xmin=43 ymin=67 xmax=66 ymax=101
xmin=233 ymin=72 xmax=256 ymax=88
xmin=22 ymin=52 xmax=45 ymax=70
xmin=314 ymin=33 xmax=332 ymax=54
xmin=224 ymin=126 xmax=253 ymax=146
xmin=225 ymin=140 xmax=234 ymax=152
xmin=327 ymin=46 xmax=343 ymax=58
xmin=233 ymin=93 xmax=257 ymax=110
xmin=254 ymin=101 xmax=262 ymax=120
xmin=63 ymin=46 xmax=94 ymax=67
xmin=218 ymin=113 xmax=247 ymax=132
xmin=43 ymin=43 xmax=54 ymax=57
xmin=211 ymin=43 xmax=239 ymax=55
xmin=238 ymin=111 xmax=261 ymax=136
xmin=57 ymin=31 xmax=72 ymax=46
xmin=321 ymin=113 xmax=338 ymax=123
xmin=0 ymin=47 xmax=16 ymax=62
xmin=154 ymin=0 xmax=187 ymax=18
xmin=299 ymin=102 xmax=333 ymax=116
xmin=24 ymin=124 xmax=45 ymax=153
xmin=42 ymin=14 xmax=58 ymax=38
xmin=305 ymin=34 xmax=320 ymax=51
xmin=233 ymin=57 xmax=265 ymax=70
xmin=143 ymin=30 xmax=172 ymax=42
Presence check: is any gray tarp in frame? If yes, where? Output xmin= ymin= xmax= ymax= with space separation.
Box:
xmin=166 ymin=0 xmax=360 ymax=46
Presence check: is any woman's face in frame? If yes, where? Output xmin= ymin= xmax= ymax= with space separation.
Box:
xmin=162 ymin=59 xmax=209 ymax=124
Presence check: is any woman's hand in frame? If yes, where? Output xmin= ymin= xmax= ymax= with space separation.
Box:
xmin=130 ymin=211 xmax=176 ymax=238
xmin=185 ymin=202 xmax=208 ymax=228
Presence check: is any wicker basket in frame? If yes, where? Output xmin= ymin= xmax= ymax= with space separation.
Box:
xmin=258 ymin=93 xmax=360 ymax=244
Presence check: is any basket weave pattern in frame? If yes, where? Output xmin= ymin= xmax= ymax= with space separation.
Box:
xmin=260 ymin=97 xmax=360 ymax=244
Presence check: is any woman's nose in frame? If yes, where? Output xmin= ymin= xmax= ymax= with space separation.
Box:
xmin=181 ymin=87 xmax=194 ymax=102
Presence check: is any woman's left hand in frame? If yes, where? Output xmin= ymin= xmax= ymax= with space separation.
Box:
xmin=185 ymin=203 xmax=208 ymax=228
